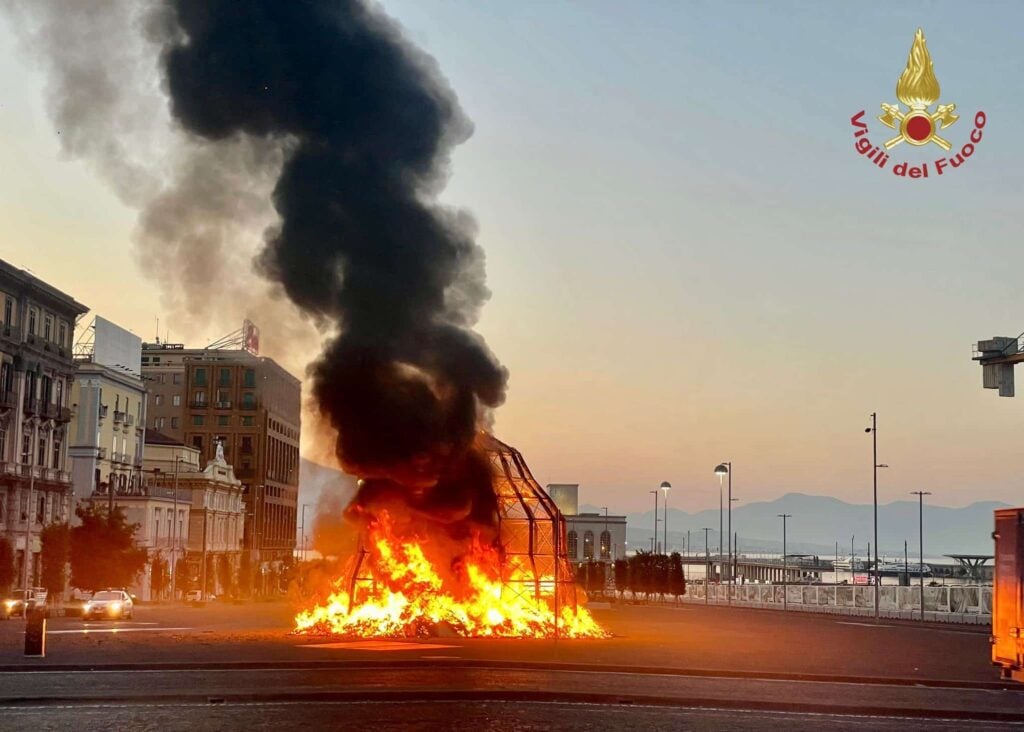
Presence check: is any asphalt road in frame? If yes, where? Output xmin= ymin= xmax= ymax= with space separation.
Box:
xmin=0 ymin=600 xmax=1019 ymax=730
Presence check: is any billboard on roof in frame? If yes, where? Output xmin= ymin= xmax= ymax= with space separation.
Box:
xmin=94 ymin=316 xmax=142 ymax=374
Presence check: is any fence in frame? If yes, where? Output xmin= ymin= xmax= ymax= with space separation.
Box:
xmin=684 ymin=583 xmax=992 ymax=624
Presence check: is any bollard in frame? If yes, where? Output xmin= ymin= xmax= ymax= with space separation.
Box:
xmin=24 ymin=607 xmax=46 ymax=657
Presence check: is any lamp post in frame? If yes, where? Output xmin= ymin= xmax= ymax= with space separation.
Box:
xmin=601 ymin=506 xmax=609 ymax=561
xmin=649 ymin=490 xmax=658 ymax=553
xmin=864 ymin=414 xmax=888 ymax=619
xmin=778 ymin=513 xmax=792 ymax=610
xmin=660 ymin=481 xmax=671 ymax=554
xmin=911 ymin=491 xmax=931 ymax=621
xmin=299 ymin=503 xmax=313 ymax=562
xmin=702 ymin=527 xmax=712 ymax=604
xmin=21 ymin=415 xmax=40 ymax=592
xmin=714 ymin=463 xmax=732 ymax=593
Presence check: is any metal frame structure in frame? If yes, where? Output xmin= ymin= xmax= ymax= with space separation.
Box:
xmin=341 ymin=433 xmax=579 ymax=628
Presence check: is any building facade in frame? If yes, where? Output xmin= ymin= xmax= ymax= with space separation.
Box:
xmin=0 ymin=259 xmax=87 ymax=589
xmin=140 ymin=344 xmax=300 ymax=576
xmin=545 ymin=483 xmax=628 ymax=564
xmin=68 ymin=359 xmax=147 ymax=514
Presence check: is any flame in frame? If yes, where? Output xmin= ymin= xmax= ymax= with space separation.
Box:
xmin=294 ymin=512 xmax=608 ymax=639
xmin=896 ymin=28 xmax=940 ymax=109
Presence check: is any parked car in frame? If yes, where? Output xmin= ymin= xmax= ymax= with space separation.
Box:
xmin=2 ymin=588 xmax=48 ymax=619
xmin=185 ymin=590 xmax=216 ymax=603
xmin=82 ymin=590 xmax=134 ymax=620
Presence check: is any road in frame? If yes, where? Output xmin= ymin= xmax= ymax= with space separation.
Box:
xmin=0 ymin=600 xmax=1020 ymax=730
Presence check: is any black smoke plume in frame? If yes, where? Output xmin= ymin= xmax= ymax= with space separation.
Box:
xmin=160 ymin=1 xmax=507 ymax=527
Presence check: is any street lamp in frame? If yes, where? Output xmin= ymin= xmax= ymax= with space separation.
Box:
xmin=778 ymin=513 xmax=792 ymax=610
xmin=864 ymin=415 xmax=888 ymax=619
xmin=660 ymin=481 xmax=671 ymax=555
xmin=300 ymin=503 xmax=313 ymax=562
xmin=714 ymin=463 xmax=732 ymax=596
xmin=601 ymin=506 xmax=609 ymax=561
xmin=22 ymin=414 xmax=41 ymax=592
xmin=649 ymin=490 xmax=659 ymax=553
xmin=911 ymin=491 xmax=931 ymax=621
xmin=702 ymin=527 xmax=712 ymax=604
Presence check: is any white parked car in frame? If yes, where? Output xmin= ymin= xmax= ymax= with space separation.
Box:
xmin=83 ymin=590 xmax=134 ymax=620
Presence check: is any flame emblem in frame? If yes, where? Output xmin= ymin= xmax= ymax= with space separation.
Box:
xmin=878 ymin=29 xmax=958 ymax=150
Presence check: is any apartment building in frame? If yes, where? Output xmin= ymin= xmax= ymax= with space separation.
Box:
xmin=0 ymin=259 xmax=87 ymax=587
xmin=141 ymin=343 xmax=300 ymax=571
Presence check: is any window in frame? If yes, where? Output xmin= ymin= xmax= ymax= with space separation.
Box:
xmin=157 ymin=417 xmax=166 ymax=430
xmin=37 ymin=433 xmax=47 ymax=466
xmin=142 ymin=356 xmax=150 ymax=364
xmin=154 ymin=394 xmax=163 ymax=407
xmin=194 ymin=368 xmax=207 ymax=386
xmin=241 ymin=436 xmax=253 ymax=454
xmin=219 ymin=368 xmax=231 ymax=386
xmin=567 ymin=530 xmax=578 ymax=559
xmin=154 ymin=508 xmax=162 ymax=541
xmin=20 ymin=491 xmax=28 ymax=521
xmin=28 ymin=308 xmax=36 ymax=336
xmin=0 ymin=426 xmax=6 ymax=461
xmin=44 ymin=316 xmax=52 ymax=341
xmin=583 ymin=531 xmax=595 ymax=560
xmin=173 ymin=373 xmax=182 ymax=385
xmin=55 ymin=380 xmax=63 ymax=408
xmin=172 ymin=395 xmax=181 ymax=407
xmin=242 ymin=416 xmax=254 ymax=427
xmin=192 ymin=435 xmax=204 ymax=452
xmin=193 ymin=390 xmax=206 ymax=406
xmin=36 ymin=494 xmax=45 ymax=524
xmin=243 ymin=369 xmax=256 ymax=387
xmin=58 ymin=322 xmax=66 ymax=347
xmin=2 ymin=297 xmax=11 ymax=325
xmin=51 ymin=436 xmax=61 ymax=469
xmin=241 ymin=393 xmax=256 ymax=410
xmin=218 ymin=416 xmax=229 ymax=426
xmin=192 ymin=415 xmax=204 ymax=426
xmin=600 ymin=530 xmax=612 ymax=560
xmin=171 ymin=417 xmax=180 ymax=429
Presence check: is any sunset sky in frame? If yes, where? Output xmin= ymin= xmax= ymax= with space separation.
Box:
xmin=3 ymin=2 xmax=1024 ymax=513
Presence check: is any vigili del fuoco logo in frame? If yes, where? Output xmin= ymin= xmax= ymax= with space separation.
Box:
xmin=850 ymin=28 xmax=986 ymax=178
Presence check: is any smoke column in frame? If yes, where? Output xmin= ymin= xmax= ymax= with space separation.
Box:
xmin=159 ymin=0 xmax=508 ymax=525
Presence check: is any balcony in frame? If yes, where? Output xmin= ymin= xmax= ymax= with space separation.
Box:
xmin=215 ymin=400 xmax=233 ymax=409
xmin=125 ymin=414 xmax=135 ymax=426
xmin=113 ymin=410 xmax=126 ymax=424
xmin=22 ymin=398 xmax=39 ymax=416
xmin=0 ymin=391 xmax=15 ymax=410
xmin=190 ymin=401 xmax=208 ymax=409
xmin=99 ymin=405 xmax=109 ymax=420
xmin=42 ymin=402 xmax=60 ymax=420
xmin=57 ymin=407 xmax=72 ymax=423
xmin=97 ymin=447 xmax=107 ymax=460
xmin=0 ymin=461 xmax=17 ymax=477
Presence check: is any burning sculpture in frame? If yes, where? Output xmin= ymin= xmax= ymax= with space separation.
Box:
xmin=295 ymin=434 xmax=606 ymax=638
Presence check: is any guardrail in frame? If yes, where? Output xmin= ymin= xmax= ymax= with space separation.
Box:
xmin=685 ymin=583 xmax=992 ymax=623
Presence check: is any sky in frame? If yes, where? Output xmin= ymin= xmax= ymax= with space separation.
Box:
xmin=2 ymin=2 xmax=1024 ymax=513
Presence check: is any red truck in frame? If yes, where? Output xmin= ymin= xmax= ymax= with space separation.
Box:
xmin=993 ymin=508 xmax=1024 ymax=681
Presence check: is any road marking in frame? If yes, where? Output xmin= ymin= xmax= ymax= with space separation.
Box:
xmin=47 ymin=627 xmax=192 ymax=635
xmin=300 ymin=641 xmax=457 ymax=651
xmin=419 ymin=655 xmax=461 ymax=660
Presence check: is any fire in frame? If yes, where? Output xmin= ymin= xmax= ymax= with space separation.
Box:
xmin=294 ymin=512 xmax=607 ymax=639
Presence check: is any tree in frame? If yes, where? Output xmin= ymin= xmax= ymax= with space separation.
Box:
xmin=151 ymin=552 xmax=169 ymax=601
xmin=70 ymin=504 xmax=148 ymax=593
xmin=40 ymin=523 xmax=71 ymax=599
xmin=218 ymin=554 xmax=236 ymax=598
xmin=668 ymin=552 xmax=686 ymax=601
xmin=174 ymin=557 xmax=193 ymax=597
xmin=0 ymin=537 xmax=15 ymax=593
